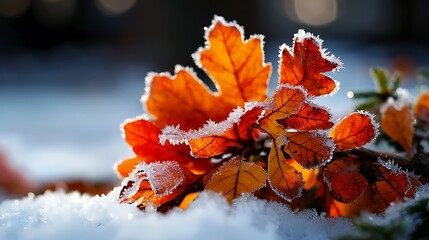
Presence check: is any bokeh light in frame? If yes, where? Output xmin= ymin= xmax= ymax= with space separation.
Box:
xmin=95 ymin=0 xmax=136 ymax=16
xmin=285 ymin=0 xmax=338 ymax=26
xmin=33 ymin=0 xmax=76 ymax=28
xmin=0 ymin=0 xmax=30 ymax=18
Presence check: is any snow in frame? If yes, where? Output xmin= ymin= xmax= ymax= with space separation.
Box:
xmin=133 ymin=161 xmax=184 ymax=197
xmin=0 ymin=190 xmax=354 ymax=240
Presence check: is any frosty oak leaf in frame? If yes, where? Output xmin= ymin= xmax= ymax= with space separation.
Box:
xmin=279 ymin=29 xmax=342 ymax=96
xmin=145 ymin=16 xmax=271 ymax=131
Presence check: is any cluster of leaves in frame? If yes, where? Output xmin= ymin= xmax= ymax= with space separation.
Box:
xmin=351 ymin=68 xmax=429 ymax=181
xmin=114 ymin=16 xmax=427 ymax=217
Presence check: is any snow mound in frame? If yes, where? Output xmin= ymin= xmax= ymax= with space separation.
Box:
xmin=0 ymin=189 xmax=354 ymax=240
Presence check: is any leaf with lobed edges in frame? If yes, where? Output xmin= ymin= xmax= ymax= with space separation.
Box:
xmin=279 ymin=29 xmax=342 ymax=96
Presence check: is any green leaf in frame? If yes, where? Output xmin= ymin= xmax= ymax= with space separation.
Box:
xmin=372 ymin=68 xmax=389 ymax=93
xmin=391 ymin=74 xmax=401 ymax=93
xmin=352 ymin=91 xmax=379 ymax=99
xmin=355 ymin=98 xmax=381 ymax=111
xmin=417 ymin=68 xmax=429 ymax=80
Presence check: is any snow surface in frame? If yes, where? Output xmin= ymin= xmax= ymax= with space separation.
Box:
xmin=0 ymin=190 xmax=354 ymax=240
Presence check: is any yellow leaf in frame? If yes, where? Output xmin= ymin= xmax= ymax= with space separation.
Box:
xmin=205 ymin=156 xmax=267 ymax=203
xmin=179 ymin=192 xmax=201 ymax=210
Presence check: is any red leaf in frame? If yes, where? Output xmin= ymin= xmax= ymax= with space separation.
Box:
xmin=279 ymin=30 xmax=342 ymax=96
xmin=279 ymin=102 xmax=334 ymax=130
xmin=324 ymin=157 xmax=368 ymax=203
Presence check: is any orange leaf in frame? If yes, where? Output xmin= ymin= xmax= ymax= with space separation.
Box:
xmin=414 ymin=92 xmax=429 ymax=120
xmin=179 ymin=192 xmax=200 ymax=210
xmin=279 ymin=30 xmax=342 ymax=96
xmin=259 ymin=85 xmax=306 ymax=135
xmin=197 ymin=16 xmax=271 ymax=105
xmin=330 ymin=112 xmax=378 ymax=151
xmin=205 ymin=156 xmax=267 ymax=203
xmin=267 ymin=142 xmax=304 ymax=201
xmin=120 ymin=118 xmax=212 ymax=175
xmin=324 ymin=157 xmax=368 ymax=203
xmin=381 ymin=102 xmax=414 ymax=152
xmin=283 ymin=131 xmax=334 ymax=168
xmin=326 ymin=197 xmax=369 ymax=218
xmin=145 ymin=16 xmax=271 ymax=130
xmin=115 ymin=156 xmax=142 ymax=178
xmin=279 ymin=102 xmax=333 ymax=130
xmin=145 ymin=68 xmax=234 ymax=130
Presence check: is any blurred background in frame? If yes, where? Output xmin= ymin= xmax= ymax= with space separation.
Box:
xmin=0 ymin=0 xmax=428 ymax=196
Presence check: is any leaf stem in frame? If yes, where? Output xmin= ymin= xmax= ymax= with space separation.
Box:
xmin=347 ymin=148 xmax=429 ymax=177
